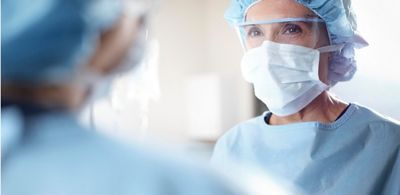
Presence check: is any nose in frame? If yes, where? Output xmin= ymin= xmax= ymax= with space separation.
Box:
xmin=262 ymin=25 xmax=278 ymax=42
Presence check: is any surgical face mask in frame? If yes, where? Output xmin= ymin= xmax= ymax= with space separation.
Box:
xmin=241 ymin=40 xmax=343 ymax=116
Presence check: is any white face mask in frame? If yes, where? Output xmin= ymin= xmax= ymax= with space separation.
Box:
xmin=241 ymin=40 xmax=343 ymax=116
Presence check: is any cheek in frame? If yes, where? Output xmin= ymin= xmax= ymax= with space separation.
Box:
xmin=318 ymin=53 xmax=330 ymax=84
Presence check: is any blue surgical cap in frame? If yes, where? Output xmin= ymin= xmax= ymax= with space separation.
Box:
xmin=2 ymin=0 xmax=121 ymax=84
xmin=225 ymin=0 xmax=369 ymax=85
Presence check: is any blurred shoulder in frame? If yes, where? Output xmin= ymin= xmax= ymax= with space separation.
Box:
xmin=3 ymin=113 xmax=240 ymax=195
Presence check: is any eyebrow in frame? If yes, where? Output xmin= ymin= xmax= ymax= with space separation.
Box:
xmin=304 ymin=13 xmax=320 ymax=18
xmin=238 ymin=17 xmax=324 ymax=27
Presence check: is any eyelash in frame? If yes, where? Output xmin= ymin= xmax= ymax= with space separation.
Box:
xmin=246 ymin=27 xmax=263 ymax=37
xmin=244 ymin=23 xmax=304 ymax=39
xmin=282 ymin=23 xmax=303 ymax=35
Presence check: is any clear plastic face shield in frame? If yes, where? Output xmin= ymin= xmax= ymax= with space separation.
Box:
xmin=76 ymin=0 xmax=155 ymax=84
xmin=235 ymin=17 xmax=325 ymax=51
xmin=237 ymin=15 xmax=347 ymax=116
xmin=106 ymin=0 xmax=155 ymax=75
xmin=79 ymin=0 xmax=160 ymax=141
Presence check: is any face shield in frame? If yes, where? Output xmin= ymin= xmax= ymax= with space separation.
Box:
xmin=237 ymin=17 xmax=347 ymax=116
xmin=82 ymin=40 xmax=160 ymax=142
xmin=79 ymin=0 xmax=161 ymax=142
xmin=235 ymin=17 xmax=325 ymax=51
xmin=100 ymin=0 xmax=154 ymax=76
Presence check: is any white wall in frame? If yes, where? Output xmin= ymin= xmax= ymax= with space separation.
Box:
xmin=145 ymin=0 xmax=254 ymax=141
xmin=331 ymin=0 xmax=400 ymax=119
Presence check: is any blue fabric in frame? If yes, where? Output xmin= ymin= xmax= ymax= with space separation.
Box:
xmin=1 ymin=107 xmax=23 ymax=159
xmin=224 ymin=0 xmax=368 ymax=85
xmin=212 ymin=103 xmax=400 ymax=194
xmin=1 ymin=0 xmax=121 ymax=84
xmin=1 ymin=109 xmax=240 ymax=195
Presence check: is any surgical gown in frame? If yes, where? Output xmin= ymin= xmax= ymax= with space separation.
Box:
xmin=2 ymin=106 xmax=241 ymax=195
xmin=211 ymin=103 xmax=400 ymax=195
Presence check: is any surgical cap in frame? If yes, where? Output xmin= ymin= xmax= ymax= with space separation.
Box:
xmin=2 ymin=0 xmax=122 ymax=84
xmin=225 ymin=0 xmax=369 ymax=85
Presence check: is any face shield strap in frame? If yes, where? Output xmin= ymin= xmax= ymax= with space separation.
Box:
xmin=242 ymin=0 xmax=263 ymax=22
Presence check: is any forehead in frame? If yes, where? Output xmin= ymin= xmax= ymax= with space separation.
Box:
xmin=245 ymin=0 xmax=317 ymax=21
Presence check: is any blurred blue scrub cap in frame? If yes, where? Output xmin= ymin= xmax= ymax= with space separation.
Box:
xmin=2 ymin=0 xmax=121 ymax=84
xmin=225 ymin=0 xmax=369 ymax=85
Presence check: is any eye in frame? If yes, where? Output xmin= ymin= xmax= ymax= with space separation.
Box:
xmin=282 ymin=23 xmax=303 ymax=35
xmin=246 ymin=26 xmax=264 ymax=38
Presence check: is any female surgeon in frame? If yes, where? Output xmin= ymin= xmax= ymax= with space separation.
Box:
xmin=211 ymin=0 xmax=400 ymax=194
xmin=1 ymin=0 xmax=245 ymax=194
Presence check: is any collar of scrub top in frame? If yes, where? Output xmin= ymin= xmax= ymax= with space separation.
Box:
xmin=235 ymin=17 xmax=325 ymax=27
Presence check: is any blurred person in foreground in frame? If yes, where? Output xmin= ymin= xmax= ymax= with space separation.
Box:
xmin=1 ymin=0 xmax=248 ymax=194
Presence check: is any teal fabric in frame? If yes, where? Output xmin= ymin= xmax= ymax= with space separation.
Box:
xmin=2 ymin=0 xmax=121 ymax=84
xmin=2 ymin=109 xmax=240 ymax=195
xmin=212 ymin=103 xmax=400 ymax=194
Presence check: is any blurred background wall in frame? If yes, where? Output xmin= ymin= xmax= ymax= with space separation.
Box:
xmin=145 ymin=0 xmax=254 ymax=142
xmin=331 ymin=0 xmax=400 ymax=120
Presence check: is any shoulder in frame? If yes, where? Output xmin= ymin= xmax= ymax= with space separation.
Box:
xmin=352 ymin=103 xmax=400 ymax=128
xmin=216 ymin=114 xmax=265 ymax=148
xmin=4 ymin=114 xmax=240 ymax=195
xmin=351 ymin=103 xmax=400 ymax=141
xmin=211 ymin=114 xmax=265 ymax=163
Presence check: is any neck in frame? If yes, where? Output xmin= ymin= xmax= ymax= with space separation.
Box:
xmin=269 ymin=91 xmax=348 ymax=125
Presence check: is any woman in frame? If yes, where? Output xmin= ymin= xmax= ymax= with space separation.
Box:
xmin=211 ymin=0 xmax=400 ymax=194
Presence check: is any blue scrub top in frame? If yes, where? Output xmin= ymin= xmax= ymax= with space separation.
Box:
xmin=211 ymin=103 xmax=400 ymax=195
xmin=2 ymin=106 xmax=241 ymax=195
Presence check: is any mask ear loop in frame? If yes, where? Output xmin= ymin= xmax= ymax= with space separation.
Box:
xmin=317 ymin=43 xmax=345 ymax=88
